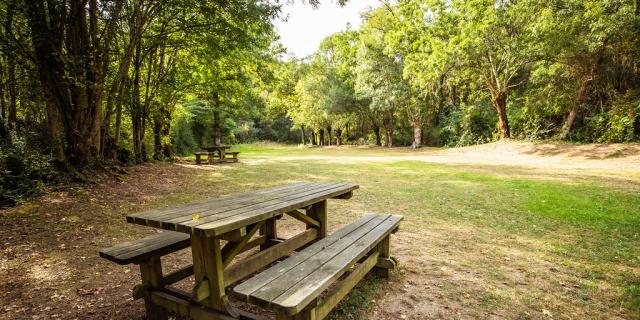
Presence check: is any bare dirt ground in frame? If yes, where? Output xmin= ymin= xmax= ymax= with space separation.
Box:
xmin=247 ymin=140 xmax=640 ymax=174
xmin=1 ymin=141 xmax=638 ymax=320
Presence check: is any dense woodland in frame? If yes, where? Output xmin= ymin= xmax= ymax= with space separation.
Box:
xmin=0 ymin=0 xmax=639 ymax=206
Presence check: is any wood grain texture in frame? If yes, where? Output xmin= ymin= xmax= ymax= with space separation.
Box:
xmin=125 ymin=182 xmax=358 ymax=237
xmin=233 ymin=214 xmax=403 ymax=315
xmin=99 ymin=231 xmax=190 ymax=265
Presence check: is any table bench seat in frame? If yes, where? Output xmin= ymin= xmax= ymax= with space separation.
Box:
xmin=233 ymin=214 xmax=402 ymax=319
xmin=99 ymin=231 xmax=191 ymax=265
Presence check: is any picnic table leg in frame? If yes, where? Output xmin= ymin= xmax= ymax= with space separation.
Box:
xmin=190 ymin=234 xmax=237 ymax=316
xmin=374 ymin=235 xmax=394 ymax=278
xmin=259 ymin=217 xmax=278 ymax=250
xmin=307 ymin=200 xmax=327 ymax=239
xmin=139 ymin=256 xmax=168 ymax=320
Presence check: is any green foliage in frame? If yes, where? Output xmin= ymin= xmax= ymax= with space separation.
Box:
xmin=438 ymin=103 xmax=497 ymax=146
xmin=0 ymin=130 xmax=61 ymax=207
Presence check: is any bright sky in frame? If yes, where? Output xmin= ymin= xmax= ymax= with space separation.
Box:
xmin=273 ymin=0 xmax=381 ymax=58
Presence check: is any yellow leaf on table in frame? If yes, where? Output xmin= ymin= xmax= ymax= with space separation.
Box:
xmin=193 ymin=214 xmax=200 ymax=221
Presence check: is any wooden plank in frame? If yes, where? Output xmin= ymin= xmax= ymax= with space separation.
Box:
xmin=314 ymin=252 xmax=380 ymax=320
xmin=145 ymin=182 xmax=317 ymax=228
xmin=233 ymin=215 xmax=379 ymax=299
xmin=128 ymin=182 xmax=304 ymax=221
xmin=180 ymin=183 xmax=348 ymax=233
xmin=100 ymin=231 xmax=188 ymax=256
xmin=154 ymin=182 xmax=321 ymax=229
xmin=285 ymin=210 xmax=320 ymax=228
xmin=149 ymin=291 xmax=237 ymax=320
xmin=163 ymin=265 xmax=194 ymax=285
xmin=224 ymin=229 xmax=318 ymax=286
xmin=244 ymin=215 xmax=391 ymax=306
xmin=195 ymin=183 xmax=358 ymax=236
xmin=99 ymin=232 xmax=190 ymax=265
xmin=218 ymin=227 xmax=246 ymax=242
xmin=127 ymin=182 xmax=310 ymax=225
xmin=163 ymin=182 xmax=329 ymax=230
xmin=271 ymin=215 xmax=403 ymax=314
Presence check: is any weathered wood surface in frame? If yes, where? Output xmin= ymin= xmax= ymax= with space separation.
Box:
xmin=126 ymin=182 xmax=358 ymax=237
xmin=99 ymin=231 xmax=190 ymax=265
xmin=233 ymin=214 xmax=403 ymax=315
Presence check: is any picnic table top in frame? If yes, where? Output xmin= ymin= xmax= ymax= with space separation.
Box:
xmin=200 ymin=145 xmax=231 ymax=151
xmin=126 ymin=182 xmax=358 ymax=237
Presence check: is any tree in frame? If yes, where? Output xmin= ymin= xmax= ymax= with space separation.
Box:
xmin=356 ymin=8 xmax=412 ymax=147
xmin=532 ymin=0 xmax=638 ymax=139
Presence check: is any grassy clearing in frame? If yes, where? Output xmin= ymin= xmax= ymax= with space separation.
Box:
xmin=1 ymin=143 xmax=638 ymax=319
xmin=192 ymin=144 xmax=640 ymax=319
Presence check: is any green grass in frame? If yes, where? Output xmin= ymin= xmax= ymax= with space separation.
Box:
xmin=180 ymin=145 xmax=640 ymax=318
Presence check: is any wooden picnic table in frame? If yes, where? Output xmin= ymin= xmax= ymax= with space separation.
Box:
xmin=201 ymin=145 xmax=231 ymax=160
xmin=125 ymin=181 xmax=358 ymax=319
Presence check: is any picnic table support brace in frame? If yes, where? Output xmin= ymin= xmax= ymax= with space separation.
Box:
xmin=139 ymin=256 xmax=168 ymax=320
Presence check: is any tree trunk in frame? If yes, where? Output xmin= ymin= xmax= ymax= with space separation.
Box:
xmin=211 ymin=92 xmax=222 ymax=145
xmin=153 ymin=117 xmax=163 ymax=161
xmin=45 ymin=99 xmax=66 ymax=162
xmin=0 ymin=57 xmax=5 ymax=121
xmin=131 ymin=37 xmax=144 ymax=164
xmin=560 ymin=77 xmax=591 ymax=140
xmin=336 ymin=128 xmax=342 ymax=146
xmin=411 ymin=120 xmax=421 ymax=149
xmin=300 ymin=125 xmax=306 ymax=145
xmin=383 ymin=111 xmax=394 ymax=147
xmin=5 ymin=3 xmax=17 ymax=130
xmin=345 ymin=123 xmax=349 ymax=141
xmin=326 ymin=126 xmax=332 ymax=146
xmin=310 ymin=130 xmax=316 ymax=146
xmin=24 ymin=0 xmax=124 ymax=166
xmin=103 ymin=1 xmax=141 ymax=155
xmin=319 ymin=128 xmax=325 ymax=146
xmin=492 ymin=91 xmax=511 ymax=139
xmin=372 ymin=123 xmax=382 ymax=146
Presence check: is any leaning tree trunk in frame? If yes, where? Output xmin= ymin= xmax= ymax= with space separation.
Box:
xmin=560 ymin=77 xmax=591 ymax=140
xmin=492 ymin=91 xmax=511 ymax=139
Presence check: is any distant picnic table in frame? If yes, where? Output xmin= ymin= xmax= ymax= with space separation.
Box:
xmin=195 ymin=145 xmax=239 ymax=164
xmin=99 ymin=182 xmax=402 ymax=320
